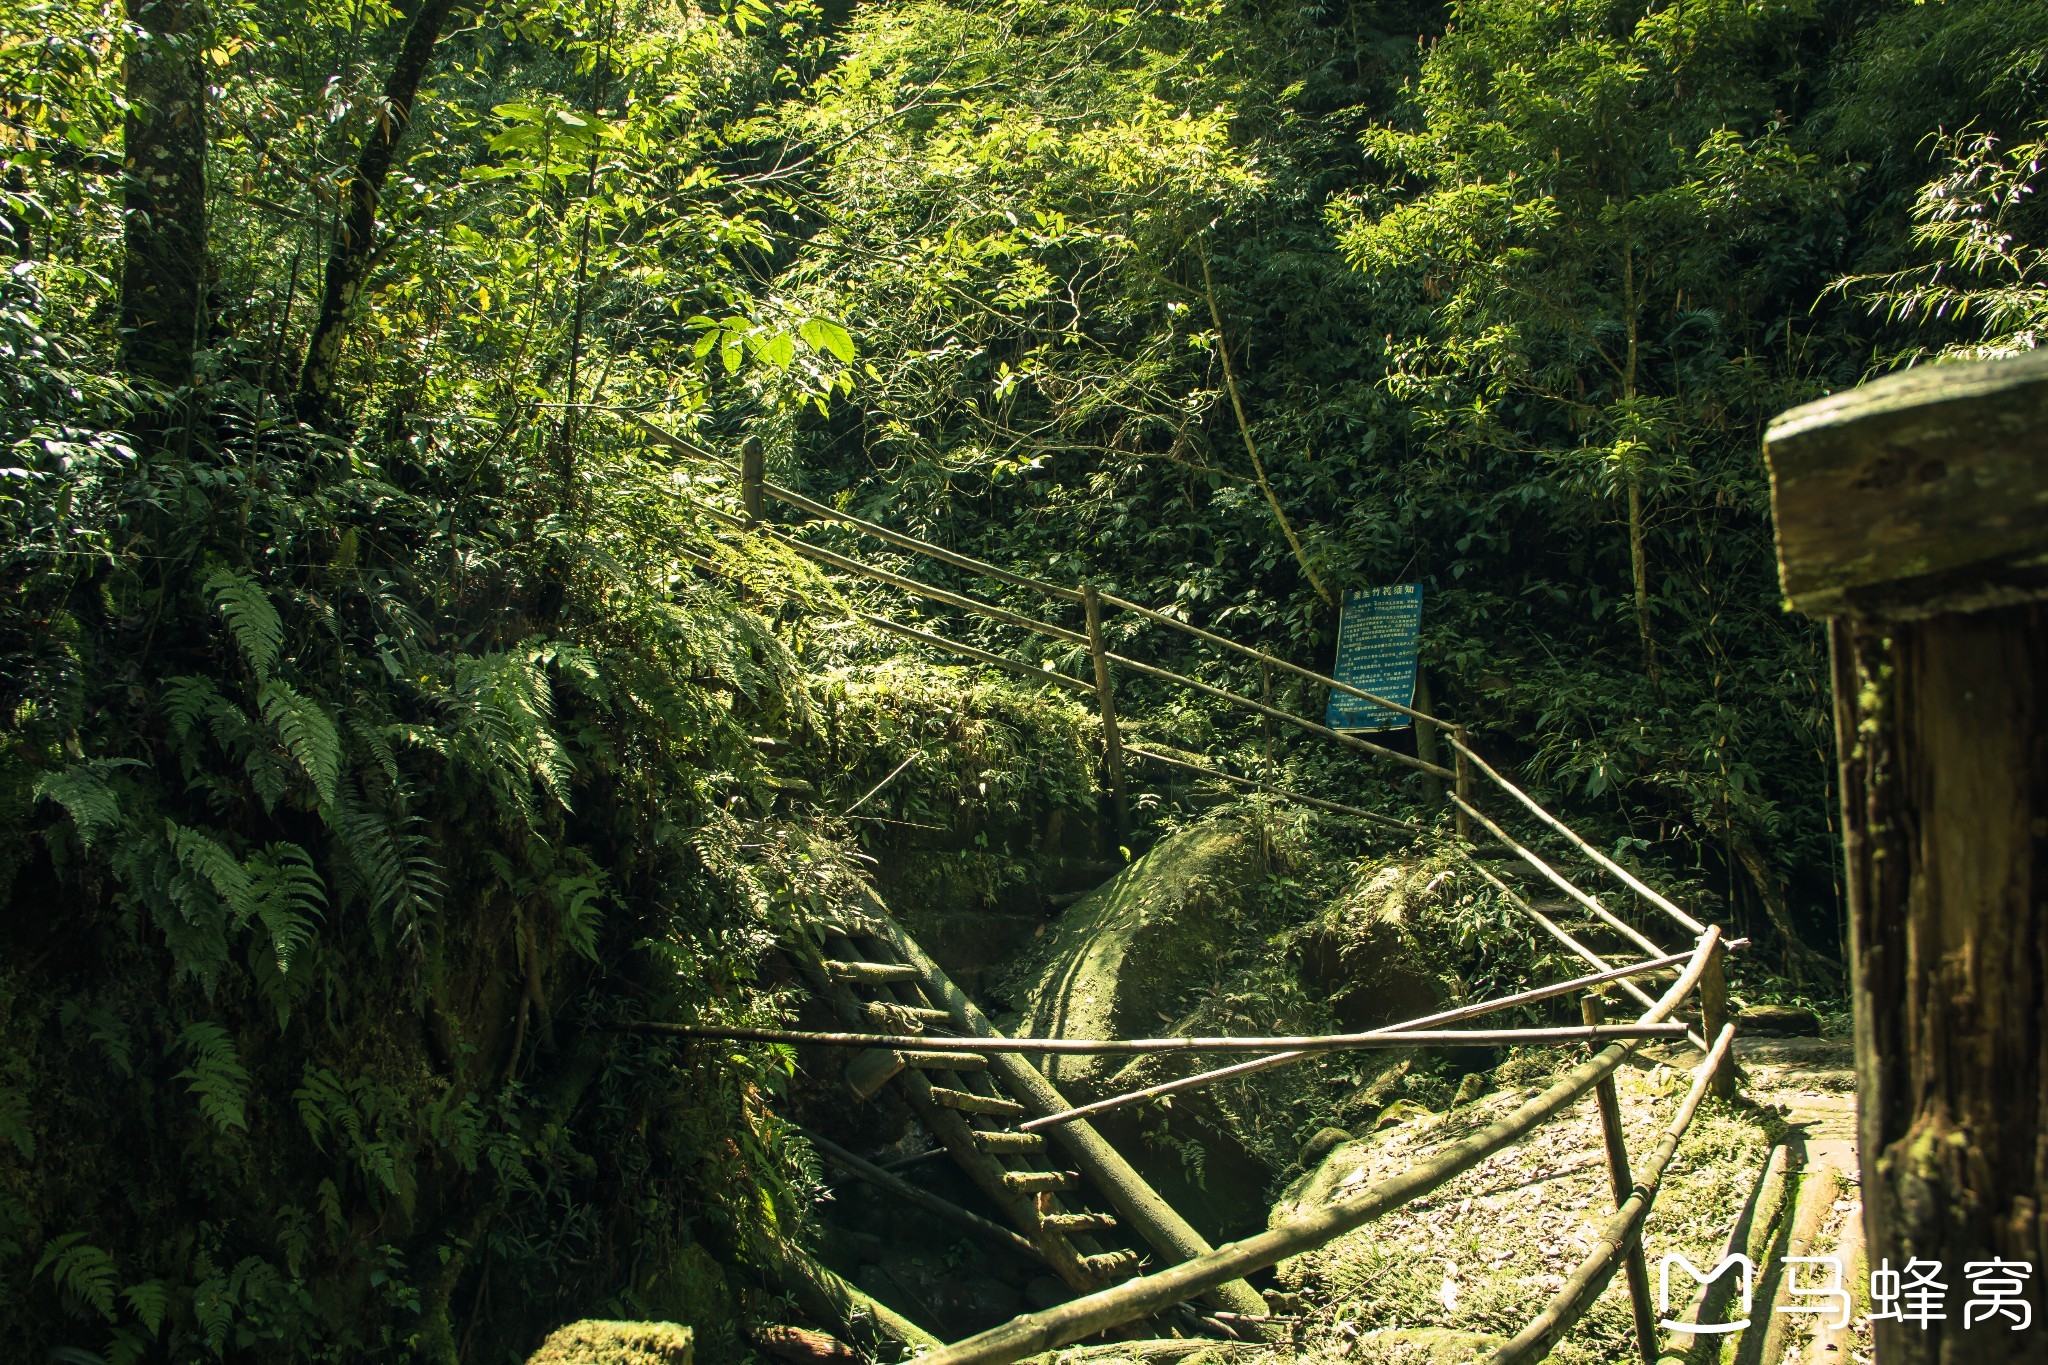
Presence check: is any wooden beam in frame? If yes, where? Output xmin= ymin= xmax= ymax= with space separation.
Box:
xmin=1765 ymin=349 xmax=2048 ymax=1365
xmin=1764 ymin=348 xmax=2048 ymax=619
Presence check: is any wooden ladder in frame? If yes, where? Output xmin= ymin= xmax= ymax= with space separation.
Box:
xmin=796 ymin=893 xmax=1268 ymax=1319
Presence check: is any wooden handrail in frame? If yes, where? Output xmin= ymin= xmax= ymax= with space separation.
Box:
xmin=1451 ymin=794 xmax=1669 ymax=959
xmin=610 ymin=1022 xmax=1688 ymax=1053
xmin=1017 ymin=949 xmax=1696 ymax=1133
xmin=909 ymin=929 xmax=1723 ymax=1365
xmin=1487 ymin=1022 xmax=1739 ymax=1364
xmin=1451 ymin=736 xmax=1708 ymax=936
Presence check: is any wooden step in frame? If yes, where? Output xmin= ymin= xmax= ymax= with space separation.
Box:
xmin=973 ymin=1131 xmax=1046 ymax=1154
xmin=1002 ymin=1170 xmax=1079 ymax=1193
xmin=845 ymin=1047 xmax=906 ymax=1101
xmin=863 ymin=1002 xmax=950 ymax=1029
xmin=902 ymin=1050 xmax=987 ymax=1071
xmin=1080 ymin=1250 xmax=1141 ymax=1280
xmin=825 ymin=960 xmax=918 ymax=985
xmin=928 ymin=1087 xmax=1026 ymax=1118
xmin=1042 ymin=1211 xmax=1117 ymax=1233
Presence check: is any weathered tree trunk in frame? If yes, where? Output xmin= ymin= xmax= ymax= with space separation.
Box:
xmin=1765 ymin=349 xmax=2048 ymax=1363
xmin=119 ymin=0 xmax=208 ymax=389
xmin=295 ymin=0 xmax=459 ymax=413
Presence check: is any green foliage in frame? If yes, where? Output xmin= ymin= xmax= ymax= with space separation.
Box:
xmin=8 ymin=0 xmax=2048 ymax=1354
xmin=175 ymin=1022 xmax=252 ymax=1135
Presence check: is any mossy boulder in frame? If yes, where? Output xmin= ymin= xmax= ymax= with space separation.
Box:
xmin=527 ymin=1320 xmax=694 ymax=1365
xmin=1006 ymin=819 xmax=1269 ymax=1096
xmin=1296 ymin=861 xmax=1456 ymax=1030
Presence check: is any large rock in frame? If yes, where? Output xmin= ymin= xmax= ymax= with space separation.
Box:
xmin=1007 ymin=820 xmax=1269 ymax=1096
xmin=527 ymin=1321 xmax=693 ymax=1365
xmin=1296 ymin=862 xmax=1455 ymax=1030
xmin=1000 ymin=820 xmax=1280 ymax=1238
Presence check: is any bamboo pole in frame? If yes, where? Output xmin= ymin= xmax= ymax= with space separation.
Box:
xmin=1082 ymin=585 xmax=1131 ymax=841
xmin=757 ymin=1240 xmax=944 ymax=1356
xmin=908 ymin=932 xmax=1723 ymax=1365
xmin=1698 ymin=938 xmax=1735 ymax=1101
xmin=730 ymin=514 xmax=1453 ymax=781
xmin=1449 ymin=736 xmax=1708 ymax=936
xmin=612 ymin=1021 xmax=1685 ymax=1053
xmin=810 ymin=1134 xmax=1049 ymax=1265
xmin=1582 ymin=994 xmax=1659 ymax=1365
xmin=1104 ymin=647 xmax=1452 ymax=780
xmin=1018 ymin=950 xmax=1695 ymax=1132
xmin=630 ymin=411 xmax=1442 ymax=724
xmin=860 ymin=614 xmax=1097 ymax=696
xmin=740 ymin=436 xmax=765 ymax=525
xmin=1123 ymin=746 xmax=1423 ymax=833
xmin=1485 ymin=1024 xmax=1738 ymax=1365
xmin=1452 ymin=724 xmax=1473 ymax=841
xmin=856 ymin=906 xmax=1271 ymax=1319
xmin=1450 ymin=794 xmax=1669 ymax=959
xmin=1454 ymin=852 xmax=1664 ymax=1017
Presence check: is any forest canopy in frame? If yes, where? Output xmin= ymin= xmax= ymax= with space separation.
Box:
xmin=3 ymin=0 xmax=2046 ymax=1358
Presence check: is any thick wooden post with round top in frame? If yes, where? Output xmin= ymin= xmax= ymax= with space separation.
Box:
xmin=1764 ymin=350 xmax=2048 ymax=1363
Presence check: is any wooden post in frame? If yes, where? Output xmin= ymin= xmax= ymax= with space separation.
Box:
xmin=1452 ymin=723 xmax=1473 ymax=840
xmin=1697 ymin=938 xmax=1734 ymax=1101
xmin=1581 ymin=994 xmax=1658 ymax=1365
xmin=1763 ymin=349 xmax=2048 ymax=1365
xmin=1082 ymin=585 xmax=1131 ymax=842
xmin=740 ymin=436 xmax=764 ymax=525
xmin=1413 ymin=669 xmax=1443 ymax=806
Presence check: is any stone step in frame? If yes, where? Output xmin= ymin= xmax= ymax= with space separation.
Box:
xmin=928 ymin=1087 xmax=1026 ymax=1118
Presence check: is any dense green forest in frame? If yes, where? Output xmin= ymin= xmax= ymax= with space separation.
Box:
xmin=4 ymin=0 xmax=2047 ymax=1358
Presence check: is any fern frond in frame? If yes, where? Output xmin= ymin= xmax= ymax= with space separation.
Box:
xmin=204 ymin=567 xmax=284 ymax=677
xmin=165 ymin=820 xmax=255 ymax=916
xmin=247 ymin=841 xmax=327 ymax=974
xmin=0 ymin=1085 xmax=34 ymax=1159
xmin=121 ymin=1279 xmax=170 ymax=1336
xmin=329 ymin=798 xmax=443 ymax=947
xmin=259 ymin=679 xmax=341 ymax=806
xmin=160 ymin=675 xmax=227 ymax=741
xmin=551 ymin=871 xmax=608 ymax=962
xmin=175 ymin=1021 xmax=250 ymax=1135
xmin=33 ymin=1232 xmax=118 ymax=1321
xmin=33 ymin=759 xmax=137 ymax=848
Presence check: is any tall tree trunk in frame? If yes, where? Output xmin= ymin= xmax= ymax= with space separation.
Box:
xmin=295 ymin=0 xmax=459 ymax=414
xmin=1628 ymin=475 xmax=1662 ymax=694
xmin=1618 ymin=237 xmax=1661 ymax=695
xmin=119 ymin=0 xmax=208 ymax=389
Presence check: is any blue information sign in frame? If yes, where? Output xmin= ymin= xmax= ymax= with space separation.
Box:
xmin=1325 ymin=584 xmax=1422 ymax=732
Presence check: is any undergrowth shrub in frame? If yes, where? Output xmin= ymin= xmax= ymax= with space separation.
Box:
xmin=0 ymin=405 xmax=829 ymax=1363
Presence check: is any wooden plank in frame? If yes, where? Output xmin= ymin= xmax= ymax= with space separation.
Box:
xmin=1763 ymin=349 xmax=2048 ymax=619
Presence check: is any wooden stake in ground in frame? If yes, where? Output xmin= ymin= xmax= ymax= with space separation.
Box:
xmin=1582 ymin=994 xmax=1658 ymax=1365
xmin=1764 ymin=348 xmax=2048 ymax=1365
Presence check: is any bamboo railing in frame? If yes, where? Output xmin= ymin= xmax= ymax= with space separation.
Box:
xmin=621 ymin=412 xmax=1744 ymax=1363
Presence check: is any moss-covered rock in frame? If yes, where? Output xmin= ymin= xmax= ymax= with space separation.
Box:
xmin=1296 ymin=861 xmax=1456 ymax=1030
xmin=1006 ymin=819 xmax=1268 ymax=1096
xmin=527 ymin=1320 xmax=695 ymax=1365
